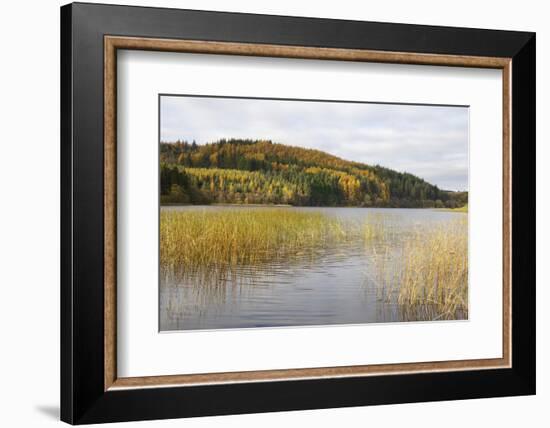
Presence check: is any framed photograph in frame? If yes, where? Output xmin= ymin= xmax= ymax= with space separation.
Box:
xmin=61 ymin=2 xmax=535 ymax=424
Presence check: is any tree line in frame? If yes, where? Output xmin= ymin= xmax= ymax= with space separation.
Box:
xmin=160 ymin=139 xmax=468 ymax=208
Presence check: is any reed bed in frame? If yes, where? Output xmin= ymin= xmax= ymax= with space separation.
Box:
xmin=161 ymin=207 xmax=468 ymax=322
xmin=372 ymin=216 xmax=468 ymax=320
xmin=160 ymin=209 xmax=357 ymax=277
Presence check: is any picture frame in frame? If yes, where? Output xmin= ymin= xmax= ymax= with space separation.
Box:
xmin=60 ymin=2 xmax=535 ymax=424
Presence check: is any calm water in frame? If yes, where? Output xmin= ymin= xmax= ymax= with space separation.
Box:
xmin=160 ymin=206 xmax=466 ymax=331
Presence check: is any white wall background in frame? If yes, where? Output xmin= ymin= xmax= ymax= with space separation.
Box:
xmin=0 ymin=0 xmax=545 ymax=426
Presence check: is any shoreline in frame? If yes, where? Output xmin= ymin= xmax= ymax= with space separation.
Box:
xmin=160 ymin=203 xmax=468 ymax=210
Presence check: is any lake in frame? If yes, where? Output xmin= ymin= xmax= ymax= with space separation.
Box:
xmin=159 ymin=206 xmax=467 ymax=331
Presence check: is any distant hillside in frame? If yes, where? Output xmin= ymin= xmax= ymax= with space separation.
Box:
xmin=160 ymin=139 xmax=467 ymax=208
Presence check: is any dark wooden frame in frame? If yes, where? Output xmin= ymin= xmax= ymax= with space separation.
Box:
xmin=61 ymin=2 xmax=536 ymax=424
xmin=104 ymin=36 xmax=513 ymax=389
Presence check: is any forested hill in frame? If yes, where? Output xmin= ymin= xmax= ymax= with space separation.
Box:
xmin=160 ymin=139 xmax=467 ymax=208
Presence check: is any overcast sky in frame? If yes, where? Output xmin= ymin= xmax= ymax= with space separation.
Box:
xmin=160 ymin=95 xmax=468 ymax=191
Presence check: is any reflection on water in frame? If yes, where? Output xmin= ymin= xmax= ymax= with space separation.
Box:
xmin=160 ymin=206 xmax=467 ymax=331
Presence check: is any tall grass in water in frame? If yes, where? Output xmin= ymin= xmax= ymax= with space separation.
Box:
xmin=161 ymin=207 xmax=468 ymax=321
xmin=375 ymin=217 xmax=468 ymax=320
xmin=160 ymin=209 xmax=355 ymax=277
